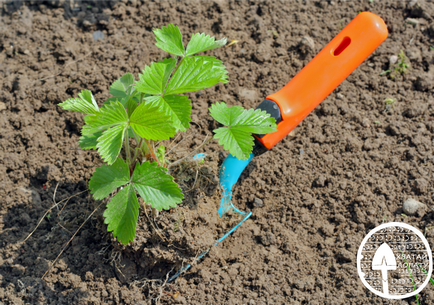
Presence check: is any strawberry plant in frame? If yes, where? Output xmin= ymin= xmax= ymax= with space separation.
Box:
xmin=59 ymin=24 xmax=277 ymax=244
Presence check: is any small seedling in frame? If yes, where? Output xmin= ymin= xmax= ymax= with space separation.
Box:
xmin=173 ymin=219 xmax=180 ymax=232
xmin=59 ymin=24 xmax=277 ymax=244
xmin=381 ymin=50 xmax=410 ymax=79
xmin=430 ymin=46 xmax=434 ymax=51
xmin=384 ymin=97 xmax=396 ymax=105
xmin=384 ymin=97 xmax=396 ymax=111
xmin=226 ymin=39 xmax=239 ymax=47
xmin=395 ymin=50 xmax=410 ymax=75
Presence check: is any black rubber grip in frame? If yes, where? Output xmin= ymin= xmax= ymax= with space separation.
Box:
xmin=251 ymin=99 xmax=282 ymax=156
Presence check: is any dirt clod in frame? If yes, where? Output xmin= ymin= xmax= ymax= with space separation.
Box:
xmin=403 ymin=198 xmax=426 ymax=216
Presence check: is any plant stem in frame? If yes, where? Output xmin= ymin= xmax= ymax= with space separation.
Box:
xmin=133 ymin=131 xmax=141 ymax=148
xmin=141 ymin=139 xmax=150 ymax=158
xmin=125 ymin=129 xmax=131 ymax=166
xmin=168 ymin=136 xmax=213 ymax=169
xmin=145 ymin=139 xmax=160 ymax=166
xmin=131 ymin=137 xmax=143 ymax=166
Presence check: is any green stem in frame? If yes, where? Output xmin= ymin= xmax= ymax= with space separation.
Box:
xmin=132 ymin=129 xmax=140 ymax=145
xmin=124 ymin=129 xmax=131 ymax=166
xmin=168 ymin=136 xmax=213 ymax=169
xmin=131 ymin=138 xmax=143 ymax=166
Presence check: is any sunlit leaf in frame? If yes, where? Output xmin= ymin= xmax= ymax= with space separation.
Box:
xmin=185 ymin=33 xmax=227 ymax=56
xmin=135 ymin=58 xmax=176 ymax=95
xmin=82 ymin=101 xmax=128 ymax=135
xmin=132 ymin=161 xmax=183 ymax=211
xmin=89 ymin=158 xmax=130 ymax=200
xmin=143 ymin=95 xmax=191 ymax=132
xmin=153 ymin=24 xmax=185 ymax=56
xmin=165 ymin=56 xmax=228 ymax=95
xmin=210 ymin=102 xmax=277 ymax=160
xmin=59 ymin=89 xmax=99 ymax=114
xmin=96 ymin=124 xmax=127 ymax=165
xmin=110 ymin=73 xmax=136 ymax=98
xmin=129 ymin=102 xmax=176 ymax=140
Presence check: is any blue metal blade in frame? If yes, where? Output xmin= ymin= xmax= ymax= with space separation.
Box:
xmin=218 ymin=153 xmax=254 ymax=217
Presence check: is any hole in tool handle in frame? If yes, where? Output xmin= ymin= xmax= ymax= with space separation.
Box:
xmin=333 ymin=36 xmax=351 ymax=56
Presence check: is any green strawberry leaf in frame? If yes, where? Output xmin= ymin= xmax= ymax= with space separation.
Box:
xmin=132 ymin=161 xmax=183 ymax=211
xmin=105 ymin=73 xmax=141 ymax=108
xmin=78 ymin=131 xmax=103 ymax=150
xmin=59 ymin=89 xmax=99 ymax=114
xmin=96 ymin=124 xmax=127 ymax=165
xmin=185 ymin=33 xmax=227 ymax=56
xmin=153 ymin=24 xmax=185 ymax=57
xmin=110 ymin=73 xmax=136 ymax=98
xmin=124 ymin=97 xmax=137 ymax=117
xmin=210 ymin=102 xmax=277 ymax=160
xmin=103 ymin=184 xmax=139 ymax=244
xmin=135 ymin=58 xmax=176 ymax=95
xmin=89 ymin=158 xmax=130 ymax=200
xmin=165 ymin=56 xmax=228 ymax=95
xmin=213 ymin=127 xmax=254 ymax=160
xmin=143 ymin=95 xmax=191 ymax=132
xmin=82 ymin=101 xmax=128 ymax=135
xmin=129 ymin=102 xmax=176 ymax=140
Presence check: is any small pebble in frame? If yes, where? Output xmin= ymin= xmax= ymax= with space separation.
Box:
xmin=409 ymin=0 xmax=418 ymax=7
xmin=336 ymin=93 xmax=344 ymax=100
xmin=92 ymin=30 xmax=104 ymax=41
xmin=406 ymin=18 xmax=419 ymax=25
xmin=0 ymin=102 xmax=6 ymax=111
xmin=402 ymin=198 xmax=426 ymax=216
xmin=253 ymin=197 xmax=263 ymax=208
xmin=362 ymin=118 xmax=370 ymax=128
xmin=389 ymin=55 xmax=398 ymax=65
xmin=238 ymin=88 xmax=258 ymax=103
xmin=299 ymin=36 xmax=315 ymax=50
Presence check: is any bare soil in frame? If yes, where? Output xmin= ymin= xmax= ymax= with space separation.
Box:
xmin=1 ymin=0 xmax=434 ymax=304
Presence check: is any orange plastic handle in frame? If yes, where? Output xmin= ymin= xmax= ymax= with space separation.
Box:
xmin=257 ymin=12 xmax=388 ymax=149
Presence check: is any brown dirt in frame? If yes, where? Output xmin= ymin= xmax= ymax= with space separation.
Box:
xmin=1 ymin=0 xmax=434 ymax=304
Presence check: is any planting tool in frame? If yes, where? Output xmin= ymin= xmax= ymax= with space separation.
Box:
xmin=219 ymin=12 xmax=388 ymax=216
xmin=372 ymin=243 xmax=397 ymax=295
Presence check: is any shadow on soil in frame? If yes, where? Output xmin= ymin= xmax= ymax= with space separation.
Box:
xmin=2 ymin=0 xmax=119 ymax=30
